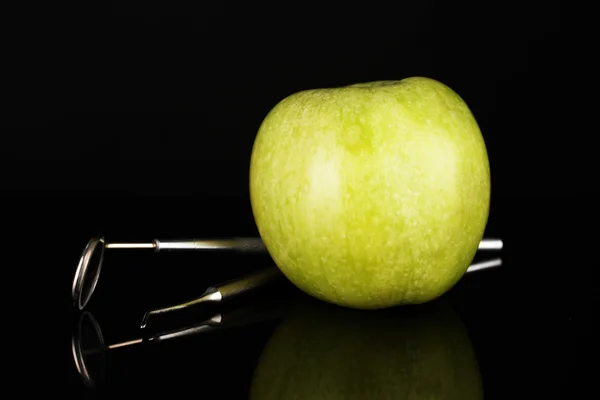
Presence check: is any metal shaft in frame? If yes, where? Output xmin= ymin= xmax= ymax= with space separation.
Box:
xmin=105 ymin=243 xmax=155 ymax=249
xmin=477 ymin=239 xmax=503 ymax=250
xmin=105 ymin=237 xmax=503 ymax=251
xmin=105 ymin=237 xmax=265 ymax=252
xmin=82 ymin=315 xmax=222 ymax=355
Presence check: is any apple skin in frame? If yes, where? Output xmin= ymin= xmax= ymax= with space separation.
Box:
xmin=250 ymin=297 xmax=483 ymax=400
xmin=249 ymin=77 xmax=490 ymax=309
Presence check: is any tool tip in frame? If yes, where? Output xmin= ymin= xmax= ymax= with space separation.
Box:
xmin=140 ymin=311 xmax=151 ymax=330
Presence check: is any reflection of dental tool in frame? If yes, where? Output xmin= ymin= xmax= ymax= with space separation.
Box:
xmin=72 ymin=235 xmax=503 ymax=310
xmin=72 ymin=298 xmax=288 ymax=388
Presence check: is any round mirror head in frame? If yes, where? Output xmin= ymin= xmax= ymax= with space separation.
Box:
xmin=71 ymin=311 xmax=106 ymax=388
xmin=72 ymin=236 xmax=105 ymax=310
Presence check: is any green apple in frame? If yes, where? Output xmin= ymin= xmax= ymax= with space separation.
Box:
xmin=249 ymin=77 xmax=490 ymax=309
xmin=250 ymin=297 xmax=483 ymax=400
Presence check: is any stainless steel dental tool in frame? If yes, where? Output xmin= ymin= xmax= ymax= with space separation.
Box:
xmin=72 ymin=235 xmax=503 ymax=311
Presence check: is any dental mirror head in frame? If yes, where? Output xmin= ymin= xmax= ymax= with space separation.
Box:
xmin=72 ymin=236 xmax=105 ymax=310
xmin=72 ymin=311 xmax=106 ymax=388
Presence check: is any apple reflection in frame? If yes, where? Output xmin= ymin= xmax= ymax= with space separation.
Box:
xmin=250 ymin=297 xmax=483 ymax=400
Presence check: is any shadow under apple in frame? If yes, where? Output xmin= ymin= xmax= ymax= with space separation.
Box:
xmin=250 ymin=296 xmax=483 ymax=400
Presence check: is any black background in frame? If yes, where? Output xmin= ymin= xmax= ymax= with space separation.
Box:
xmin=4 ymin=0 xmax=572 ymax=198
xmin=4 ymin=2 xmax=595 ymax=399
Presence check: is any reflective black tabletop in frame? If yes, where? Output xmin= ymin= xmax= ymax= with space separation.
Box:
xmin=6 ymin=192 xmax=595 ymax=399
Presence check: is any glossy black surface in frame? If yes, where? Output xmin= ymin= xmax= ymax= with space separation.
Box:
xmin=5 ymin=192 xmax=595 ymax=398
